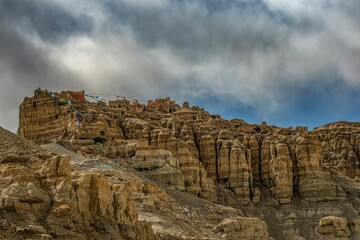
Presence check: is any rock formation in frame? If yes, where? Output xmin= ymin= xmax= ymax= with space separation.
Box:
xmin=1 ymin=127 xmax=262 ymax=240
xmin=316 ymin=216 xmax=351 ymax=239
xmin=213 ymin=217 xmax=269 ymax=240
xmin=8 ymin=88 xmax=360 ymax=239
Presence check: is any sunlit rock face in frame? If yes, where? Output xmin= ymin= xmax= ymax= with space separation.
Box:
xmin=12 ymin=89 xmax=360 ymax=239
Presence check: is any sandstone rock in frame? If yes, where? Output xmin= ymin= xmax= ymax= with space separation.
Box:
xmin=0 ymin=127 xmax=160 ymax=240
xmin=260 ymin=137 xmax=275 ymax=188
xmin=280 ymin=214 xmax=304 ymax=240
xmin=229 ymin=139 xmax=252 ymax=204
xmin=199 ymin=134 xmax=217 ymax=179
xmin=14 ymin=89 xmax=360 ymax=240
xmin=122 ymin=118 xmax=150 ymax=141
xmin=150 ymin=128 xmax=171 ymax=149
xmin=18 ymin=90 xmax=354 ymax=207
xmin=217 ymin=139 xmax=232 ymax=183
xmin=317 ymin=216 xmax=351 ymax=238
xmin=314 ymin=122 xmax=360 ymax=179
xmin=247 ymin=135 xmax=261 ymax=182
xmin=133 ymin=149 xmax=177 ymax=170
xmin=269 ymin=142 xmax=293 ymax=204
xmin=349 ymin=217 xmax=360 ymax=239
xmin=252 ymin=187 xmax=261 ymax=204
xmin=295 ymin=134 xmax=344 ymax=202
xmin=213 ymin=217 xmax=269 ymax=240
xmin=146 ymin=164 xmax=185 ymax=191
xmin=178 ymin=141 xmax=205 ymax=195
xmin=179 ymin=124 xmax=199 ymax=160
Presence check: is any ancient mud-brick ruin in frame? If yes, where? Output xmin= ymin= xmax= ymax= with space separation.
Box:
xmin=19 ymin=89 xmax=182 ymax=146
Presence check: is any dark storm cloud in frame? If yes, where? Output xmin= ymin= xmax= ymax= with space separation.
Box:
xmin=105 ymin=0 xmax=289 ymax=60
xmin=0 ymin=0 xmax=93 ymax=43
xmin=0 ymin=1 xmax=87 ymax=131
xmin=0 ymin=0 xmax=360 ymax=132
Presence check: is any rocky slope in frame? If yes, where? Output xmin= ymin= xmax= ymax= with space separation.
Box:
xmin=9 ymin=88 xmax=360 ymax=239
xmin=0 ymin=127 xmax=268 ymax=240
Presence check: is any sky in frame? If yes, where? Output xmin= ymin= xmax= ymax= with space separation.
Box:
xmin=0 ymin=0 xmax=360 ymax=132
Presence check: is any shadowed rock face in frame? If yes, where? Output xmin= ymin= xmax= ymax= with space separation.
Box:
xmin=13 ymin=89 xmax=360 ymax=239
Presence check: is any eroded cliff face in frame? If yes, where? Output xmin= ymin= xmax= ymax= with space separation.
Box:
xmin=0 ymin=127 xmax=157 ymax=240
xmin=1 ymin=127 xmax=267 ymax=240
xmin=14 ymin=89 xmax=360 ymax=239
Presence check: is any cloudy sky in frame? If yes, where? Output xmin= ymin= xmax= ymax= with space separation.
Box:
xmin=1 ymin=0 xmax=360 ymax=132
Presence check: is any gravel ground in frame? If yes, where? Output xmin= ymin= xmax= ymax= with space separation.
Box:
xmin=0 ymin=127 xmax=53 ymax=160
xmin=41 ymin=143 xmax=89 ymax=163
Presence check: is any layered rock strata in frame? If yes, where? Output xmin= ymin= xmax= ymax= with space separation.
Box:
xmin=1 ymin=127 xmax=264 ymax=240
xmin=11 ymin=89 xmax=360 ymax=239
xmin=18 ymin=89 xmax=359 ymax=207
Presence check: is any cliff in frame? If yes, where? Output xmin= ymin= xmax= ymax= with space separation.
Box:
xmin=7 ymin=88 xmax=360 ymax=239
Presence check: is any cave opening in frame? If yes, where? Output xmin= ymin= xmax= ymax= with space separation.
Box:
xmin=93 ymin=137 xmax=106 ymax=144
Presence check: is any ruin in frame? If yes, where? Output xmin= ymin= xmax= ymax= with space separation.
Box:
xmin=19 ymin=89 xmax=190 ymax=146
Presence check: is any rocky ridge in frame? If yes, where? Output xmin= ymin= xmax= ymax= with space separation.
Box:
xmin=9 ymin=88 xmax=360 ymax=239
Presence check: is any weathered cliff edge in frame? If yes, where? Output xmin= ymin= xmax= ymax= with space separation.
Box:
xmin=8 ymin=89 xmax=360 ymax=239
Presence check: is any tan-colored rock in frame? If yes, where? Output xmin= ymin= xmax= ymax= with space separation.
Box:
xmin=133 ymin=149 xmax=178 ymax=170
xmin=252 ymin=187 xmax=261 ymax=204
xmin=314 ymin=122 xmax=360 ymax=179
xmin=199 ymin=134 xmax=217 ymax=179
xmin=229 ymin=139 xmax=252 ymax=204
xmin=269 ymin=142 xmax=293 ymax=204
xmin=15 ymin=89 xmax=360 ymax=240
xmin=213 ymin=217 xmax=269 ymax=240
xmin=150 ymin=128 xmax=171 ymax=149
xmin=260 ymin=136 xmax=294 ymax=203
xmin=18 ymin=90 xmax=354 ymax=206
xmin=295 ymin=134 xmax=344 ymax=202
xmin=247 ymin=135 xmax=261 ymax=182
xmin=317 ymin=216 xmax=351 ymax=238
xmin=0 ymin=128 xmax=158 ymax=240
xmin=349 ymin=217 xmax=360 ymax=239
xmin=123 ymin=118 xmax=150 ymax=141
xmin=147 ymin=164 xmax=185 ymax=191
xmin=179 ymin=124 xmax=199 ymax=160
xmin=177 ymin=140 xmax=216 ymax=201
xmin=260 ymin=138 xmax=273 ymax=188
xmin=217 ymin=139 xmax=231 ymax=182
